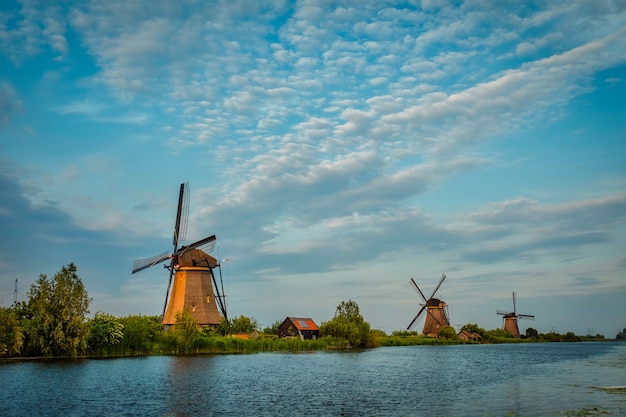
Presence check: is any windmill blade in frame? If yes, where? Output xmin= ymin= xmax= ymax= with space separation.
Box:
xmin=497 ymin=310 xmax=511 ymax=316
xmin=162 ymin=263 xmax=176 ymax=318
xmin=429 ymin=273 xmax=446 ymax=299
xmin=175 ymin=235 xmax=217 ymax=257
xmin=409 ymin=278 xmax=428 ymax=303
xmin=173 ymin=182 xmax=190 ymax=249
xmin=407 ymin=305 xmax=427 ymax=330
xmin=195 ymin=239 xmax=217 ymax=256
xmin=132 ymin=251 xmax=171 ymax=274
xmin=163 ymin=182 xmax=190 ymax=316
xmin=518 ymin=314 xmax=535 ymax=320
xmin=512 ymin=292 xmax=517 ymax=314
xmin=133 ymin=235 xmax=216 ymax=274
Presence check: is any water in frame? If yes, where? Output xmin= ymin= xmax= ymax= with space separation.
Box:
xmin=1 ymin=342 xmax=625 ymax=416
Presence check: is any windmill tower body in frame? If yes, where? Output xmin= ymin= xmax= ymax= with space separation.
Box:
xmin=162 ymin=250 xmax=222 ymax=326
xmin=163 ymin=267 xmax=218 ymax=325
xmin=422 ymin=298 xmax=449 ymax=336
xmin=502 ymin=315 xmax=520 ymax=338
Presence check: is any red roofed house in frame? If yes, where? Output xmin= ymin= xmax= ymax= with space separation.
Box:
xmin=278 ymin=317 xmax=320 ymax=340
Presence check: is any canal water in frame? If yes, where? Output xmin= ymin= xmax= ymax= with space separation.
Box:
xmin=1 ymin=342 xmax=625 ymax=416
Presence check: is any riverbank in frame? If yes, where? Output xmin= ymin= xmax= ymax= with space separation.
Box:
xmin=2 ymin=333 xmax=619 ymax=361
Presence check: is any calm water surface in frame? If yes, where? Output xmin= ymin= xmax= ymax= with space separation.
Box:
xmin=1 ymin=342 xmax=625 ymax=416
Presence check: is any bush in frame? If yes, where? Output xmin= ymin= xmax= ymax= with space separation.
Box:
xmin=319 ymin=300 xmax=375 ymax=348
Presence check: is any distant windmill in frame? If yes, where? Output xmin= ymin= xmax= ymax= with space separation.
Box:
xmin=131 ymin=182 xmax=227 ymax=328
xmin=407 ymin=273 xmax=450 ymax=337
xmin=497 ymin=292 xmax=534 ymax=338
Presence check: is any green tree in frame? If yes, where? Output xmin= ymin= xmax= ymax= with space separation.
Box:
xmin=25 ymin=264 xmax=91 ymax=357
xmin=117 ymin=315 xmax=163 ymax=355
xmin=174 ymin=307 xmax=199 ymax=353
xmin=525 ymin=327 xmax=538 ymax=338
xmin=438 ymin=325 xmax=457 ymax=340
xmin=482 ymin=328 xmax=511 ymax=343
xmin=319 ymin=300 xmax=372 ymax=348
xmin=214 ymin=315 xmax=258 ymax=336
xmin=231 ymin=315 xmax=258 ymax=333
xmin=0 ymin=306 xmax=24 ymax=357
xmin=335 ymin=300 xmax=363 ymax=323
xmin=87 ymin=311 xmax=124 ymax=354
xmin=215 ymin=317 xmax=233 ymax=336
xmin=262 ymin=319 xmax=282 ymax=335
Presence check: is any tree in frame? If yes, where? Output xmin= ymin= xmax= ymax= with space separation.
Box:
xmin=482 ymin=328 xmax=510 ymax=343
xmin=174 ymin=307 xmax=199 ymax=353
xmin=231 ymin=315 xmax=258 ymax=334
xmin=319 ymin=300 xmax=372 ymax=348
xmin=215 ymin=317 xmax=233 ymax=336
xmin=335 ymin=300 xmax=363 ymax=323
xmin=87 ymin=311 xmax=124 ymax=354
xmin=262 ymin=319 xmax=282 ymax=335
xmin=25 ymin=263 xmax=91 ymax=357
xmin=525 ymin=327 xmax=538 ymax=338
xmin=438 ymin=325 xmax=457 ymax=340
xmin=0 ymin=306 xmax=24 ymax=357
xmin=117 ymin=315 xmax=162 ymax=355
xmin=215 ymin=315 xmax=258 ymax=336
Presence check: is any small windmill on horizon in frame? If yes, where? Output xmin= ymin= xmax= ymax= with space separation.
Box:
xmin=497 ymin=292 xmax=534 ymax=338
xmin=407 ymin=273 xmax=450 ymax=337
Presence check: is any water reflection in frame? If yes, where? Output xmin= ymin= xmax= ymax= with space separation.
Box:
xmin=165 ymin=355 xmax=218 ymax=416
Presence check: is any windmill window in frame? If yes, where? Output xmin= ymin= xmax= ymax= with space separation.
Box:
xmin=192 ymin=305 xmax=196 ymax=312
xmin=206 ymin=295 xmax=211 ymax=303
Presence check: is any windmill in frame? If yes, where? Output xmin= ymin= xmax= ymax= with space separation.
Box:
xmin=407 ymin=273 xmax=450 ymax=337
xmin=131 ymin=182 xmax=228 ymax=328
xmin=497 ymin=292 xmax=534 ymax=338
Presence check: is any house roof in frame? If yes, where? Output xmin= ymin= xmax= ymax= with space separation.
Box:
xmin=458 ymin=330 xmax=481 ymax=339
xmin=286 ymin=317 xmax=319 ymax=331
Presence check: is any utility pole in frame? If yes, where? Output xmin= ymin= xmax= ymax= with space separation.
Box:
xmin=14 ymin=278 xmax=18 ymax=304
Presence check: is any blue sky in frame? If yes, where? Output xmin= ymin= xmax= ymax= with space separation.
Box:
xmin=1 ymin=0 xmax=625 ymax=337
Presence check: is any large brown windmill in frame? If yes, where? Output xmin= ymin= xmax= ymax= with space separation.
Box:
xmin=497 ymin=292 xmax=534 ymax=338
xmin=407 ymin=273 xmax=450 ymax=337
xmin=131 ymin=182 xmax=227 ymax=329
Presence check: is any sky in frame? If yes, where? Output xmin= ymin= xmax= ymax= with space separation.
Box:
xmin=1 ymin=0 xmax=625 ymax=337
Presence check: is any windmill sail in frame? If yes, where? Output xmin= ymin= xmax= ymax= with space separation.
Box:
xmin=173 ymin=182 xmax=190 ymax=248
xmin=132 ymin=251 xmax=171 ymax=274
xmin=131 ymin=235 xmax=216 ymax=274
